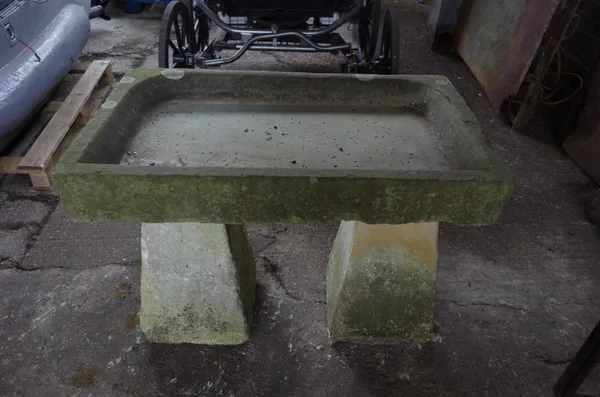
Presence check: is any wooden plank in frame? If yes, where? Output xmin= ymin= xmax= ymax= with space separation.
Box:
xmin=52 ymin=84 xmax=113 ymax=164
xmin=1 ymin=84 xmax=113 ymax=188
xmin=19 ymin=60 xmax=111 ymax=171
xmin=31 ymin=84 xmax=114 ymax=190
xmin=29 ymin=172 xmax=52 ymax=189
xmin=1 ymin=59 xmax=111 ymax=189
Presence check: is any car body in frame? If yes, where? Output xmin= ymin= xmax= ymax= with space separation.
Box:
xmin=0 ymin=0 xmax=91 ymax=150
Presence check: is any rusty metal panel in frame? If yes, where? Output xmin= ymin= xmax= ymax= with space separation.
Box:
xmin=457 ymin=0 xmax=561 ymax=112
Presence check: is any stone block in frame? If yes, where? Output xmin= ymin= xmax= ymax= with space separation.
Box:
xmin=140 ymin=223 xmax=255 ymax=344
xmin=327 ymin=221 xmax=438 ymax=343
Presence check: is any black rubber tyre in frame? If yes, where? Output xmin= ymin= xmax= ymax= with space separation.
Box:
xmin=358 ymin=0 xmax=381 ymax=62
xmin=184 ymin=0 xmax=210 ymax=52
xmin=194 ymin=9 xmax=210 ymax=51
xmin=158 ymin=0 xmax=196 ymax=68
xmin=379 ymin=9 xmax=400 ymax=74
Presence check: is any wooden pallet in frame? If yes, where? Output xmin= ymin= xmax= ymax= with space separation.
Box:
xmin=0 ymin=60 xmax=113 ymax=189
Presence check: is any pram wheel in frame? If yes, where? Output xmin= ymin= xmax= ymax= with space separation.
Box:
xmin=358 ymin=0 xmax=381 ymax=62
xmin=194 ymin=9 xmax=210 ymax=52
xmin=379 ymin=9 xmax=400 ymax=74
xmin=186 ymin=0 xmax=210 ymax=52
xmin=161 ymin=0 xmax=388 ymax=71
xmin=158 ymin=0 xmax=196 ymax=68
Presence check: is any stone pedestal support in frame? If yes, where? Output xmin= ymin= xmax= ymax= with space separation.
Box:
xmin=140 ymin=223 xmax=255 ymax=345
xmin=327 ymin=221 xmax=438 ymax=343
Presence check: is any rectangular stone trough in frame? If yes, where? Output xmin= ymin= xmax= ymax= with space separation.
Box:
xmin=54 ymin=69 xmax=513 ymax=345
xmin=55 ymin=69 xmax=512 ymax=226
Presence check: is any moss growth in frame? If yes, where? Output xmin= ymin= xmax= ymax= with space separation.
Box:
xmin=140 ymin=303 xmax=250 ymax=344
xmin=328 ymin=245 xmax=436 ymax=343
xmin=55 ymin=171 xmax=512 ymax=225
xmin=55 ymin=70 xmax=513 ymax=226
xmin=139 ymin=224 xmax=253 ymax=345
xmin=66 ymin=369 xmax=95 ymax=389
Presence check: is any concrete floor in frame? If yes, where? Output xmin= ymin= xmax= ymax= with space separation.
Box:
xmin=1 ymin=1 xmax=600 ymax=396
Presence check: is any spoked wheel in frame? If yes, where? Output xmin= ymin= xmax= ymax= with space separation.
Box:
xmin=379 ymin=9 xmax=400 ymax=74
xmin=183 ymin=0 xmax=210 ymax=52
xmin=158 ymin=0 xmax=196 ymax=68
xmin=194 ymin=8 xmax=210 ymax=52
xmin=358 ymin=0 xmax=381 ymax=62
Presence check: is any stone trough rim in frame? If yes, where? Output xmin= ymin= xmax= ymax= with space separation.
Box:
xmin=54 ymin=69 xmax=514 ymax=226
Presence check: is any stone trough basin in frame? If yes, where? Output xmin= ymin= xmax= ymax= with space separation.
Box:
xmin=55 ymin=69 xmax=513 ymax=344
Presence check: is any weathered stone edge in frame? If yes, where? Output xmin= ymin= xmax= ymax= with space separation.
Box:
xmin=54 ymin=69 xmax=514 ymax=225
xmin=225 ymin=224 xmax=256 ymax=335
xmin=57 ymin=69 xmax=512 ymax=179
xmin=54 ymin=170 xmax=513 ymax=225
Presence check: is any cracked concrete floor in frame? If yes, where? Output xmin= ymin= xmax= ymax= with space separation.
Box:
xmin=1 ymin=1 xmax=600 ymax=396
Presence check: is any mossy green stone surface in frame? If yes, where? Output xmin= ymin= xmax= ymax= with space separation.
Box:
xmin=328 ymin=251 xmax=436 ymax=342
xmin=327 ymin=221 xmax=438 ymax=342
xmin=54 ymin=69 xmax=513 ymax=226
xmin=56 ymin=171 xmax=511 ymax=225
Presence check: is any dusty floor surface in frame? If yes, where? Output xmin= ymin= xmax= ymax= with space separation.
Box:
xmin=1 ymin=1 xmax=600 ymax=396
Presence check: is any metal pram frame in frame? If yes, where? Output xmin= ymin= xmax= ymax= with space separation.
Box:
xmin=158 ymin=0 xmax=400 ymax=74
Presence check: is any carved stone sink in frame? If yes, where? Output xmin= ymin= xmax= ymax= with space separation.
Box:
xmin=54 ymin=69 xmax=513 ymax=225
xmin=54 ymin=69 xmax=514 ymax=345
